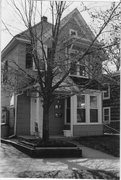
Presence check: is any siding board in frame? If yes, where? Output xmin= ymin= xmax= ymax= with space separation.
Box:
xmin=16 ymin=94 xmax=30 ymax=135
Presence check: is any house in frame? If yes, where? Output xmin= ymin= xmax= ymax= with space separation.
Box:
xmin=102 ymin=71 xmax=120 ymax=133
xmin=1 ymin=8 xmax=105 ymax=138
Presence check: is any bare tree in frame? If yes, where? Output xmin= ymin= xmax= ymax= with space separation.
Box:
xmin=86 ymin=2 xmax=121 ymax=72
xmin=2 ymin=0 xmax=121 ymax=141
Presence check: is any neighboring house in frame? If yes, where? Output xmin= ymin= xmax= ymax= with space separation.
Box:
xmin=102 ymin=71 xmax=120 ymax=133
xmin=1 ymin=8 xmax=104 ymax=138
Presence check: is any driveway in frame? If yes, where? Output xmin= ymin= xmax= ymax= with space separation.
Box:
xmin=0 ymin=143 xmax=120 ymax=178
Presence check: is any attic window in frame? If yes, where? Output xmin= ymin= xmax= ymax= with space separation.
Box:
xmin=69 ymin=29 xmax=77 ymax=37
xmin=103 ymin=83 xmax=110 ymax=100
xmin=2 ymin=60 xmax=8 ymax=83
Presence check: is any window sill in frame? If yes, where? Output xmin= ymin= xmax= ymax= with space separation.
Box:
xmin=1 ymin=123 xmax=7 ymax=126
xmin=69 ymin=74 xmax=88 ymax=79
xmin=103 ymin=97 xmax=110 ymax=100
xmin=74 ymin=123 xmax=102 ymax=125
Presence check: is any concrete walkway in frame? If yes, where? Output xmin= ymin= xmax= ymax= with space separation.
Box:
xmin=70 ymin=141 xmax=117 ymax=159
xmin=0 ymin=143 xmax=119 ymax=178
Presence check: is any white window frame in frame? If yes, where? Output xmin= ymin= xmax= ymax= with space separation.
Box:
xmin=77 ymin=94 xmax=86 ymax=123
xmin=65 ymin=98 xmax=71 ymax=124
xmin=90 ymin=95 xmax=98 ymax=123
xmin=69 ymin=29 xmax=78 ymax=37
xmin=103 ymin=83 xmax=110 ymax=100
xmin=74 ymin=93 xmax=102 ymax=125
xmin=1 ymin=108 xmax=8 ymax=125
xmin=103 ymin=107 xmax=110 ymax=124
xmin=69 ymin=62 xmax=88 ymax=78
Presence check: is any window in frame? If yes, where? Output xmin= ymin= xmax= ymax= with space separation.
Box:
xmin=54 ymin=99 xmax=64 ymax=119
xmin=26 ymin=44 xmax=33 ymax=69
xmin=1 ymin=107 xmax=8 ymax=124
xmin=103 ymin=83 xmax=110 ymax=99
xmin=10 ymin=94 xmax=15 ymax=106
xmin=69 ymin=29 xmax=77 ymax=37
xmin=66 ymin=97 xmax=70 ymax=123
xmin=90 ymin=96 xmax=98 ymax=123
xmin=103 ymin=107 xmax=110 ymax=123
xmin=70 ymin=62 xmax=87 ymax=77
xmin=77 ymin=95 xmax=86 ymax=123
xmin=2 ymin=60 xmax=8 ymax=83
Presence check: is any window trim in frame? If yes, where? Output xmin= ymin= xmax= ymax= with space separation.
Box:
xmin=77 ymin=94 xmax=86 ymax=123
xmin=103 ymin=107 xmax=110 ymax=124
xmin=70 ymin=62 xmax=88 ymax=78
xmin=90 ymin=95 xmax=98 ymax=123
xmin=65 ymin=98 xmax=71 ymax=124
xmin=75 ymin=93 xmax=102 ymax=125
xmin=69 ymin=29 xmax=78 ymax=37
xmin=103 ymin=83 xmax=110 ymax=100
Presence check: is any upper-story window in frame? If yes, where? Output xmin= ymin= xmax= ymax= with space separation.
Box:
xmin=69 ymin=29 xmax=78 ymax=37
xmin=103 ymin=83 xmax=110 ymax=100
xmin=26 ymin=44 xmax=33 ymax=69
xmin=2 ymin=60 xmax=8 ymax=83
xmin=70 ymin=61 xmax=88 ymax=78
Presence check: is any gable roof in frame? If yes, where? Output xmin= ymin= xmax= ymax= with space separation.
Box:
xmin=2 ymin=8 xmax=99 ymax=58
xmin=60 ymin=8 xmax=98 ymax=43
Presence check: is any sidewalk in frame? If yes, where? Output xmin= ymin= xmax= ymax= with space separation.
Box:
xmin=0 ymin=142 xmax=119 ymax=178
xmin=70 ymin=141 xmax=117 ymax=159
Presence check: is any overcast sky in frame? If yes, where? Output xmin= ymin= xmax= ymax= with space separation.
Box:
xmin=1 ymin=1 xmax=115 ymax=51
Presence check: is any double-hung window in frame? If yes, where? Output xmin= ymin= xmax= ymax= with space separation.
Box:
xmin=26 ymin=44 xmax=33 ymax=69
xmin=103 ymin=83 xmax=110 ymax=99
xmin=77 ymin=95 xmax=86 ymax=123
xmin=90 ymin=96 xmax=98 ymax=123
xmin=70 ymin=62 xmax=87 ymax=78
xmin=103 ymin=107 xmax=110 ymax=124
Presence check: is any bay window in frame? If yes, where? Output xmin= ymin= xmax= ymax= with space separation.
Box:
xmin=77 ymin=95 xmax=86 ymax=123
xmin=76 ymin=93 xmax=101 ymax=124
xmin=90 ymin=96 xmax=98 ymax=123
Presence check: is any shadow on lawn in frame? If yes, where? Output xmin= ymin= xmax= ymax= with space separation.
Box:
xmin=75 ymin=135 xmax=120 ymax=157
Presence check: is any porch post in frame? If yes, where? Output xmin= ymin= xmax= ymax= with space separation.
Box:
xmin=14 ymin=94 xmax=17 ymax=135
xmin=70 ymin=95 xmax=76 ymax=136
xmin=36 ymin=96 xmax=43 ymax=138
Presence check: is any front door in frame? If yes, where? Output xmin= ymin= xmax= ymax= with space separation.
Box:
xmin=49 ymin=99 xmax=65 ymax=135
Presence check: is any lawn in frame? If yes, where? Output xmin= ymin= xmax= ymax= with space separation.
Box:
xmin=75 ymin=135 xmax=120 ymax=157
xmin=20 ymin=138 xmax=76 ymax=147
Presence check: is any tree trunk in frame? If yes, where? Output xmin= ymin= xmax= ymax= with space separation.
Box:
xmin=42 ymin=99 xmax=50 ymax=142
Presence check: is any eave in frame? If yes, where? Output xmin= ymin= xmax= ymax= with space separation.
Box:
xmin=64 ymin=36 xmax=101 ymax=49
xmin=1 ymin=37 xmax=30 ymax=60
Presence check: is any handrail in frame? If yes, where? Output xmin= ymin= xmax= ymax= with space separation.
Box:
xmin=103 ymin=123 xmax=120 ymax=133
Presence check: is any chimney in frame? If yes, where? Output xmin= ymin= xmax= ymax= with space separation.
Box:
xmin=41 ymin=16 xmax=47 ymax=22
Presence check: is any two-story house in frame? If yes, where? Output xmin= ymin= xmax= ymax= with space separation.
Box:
xmin=1 ymin=8 xmax=104 ymax=138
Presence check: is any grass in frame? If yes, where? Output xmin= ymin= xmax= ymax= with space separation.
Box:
xmin=75 ymin=135 xmax=120 ymax=157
